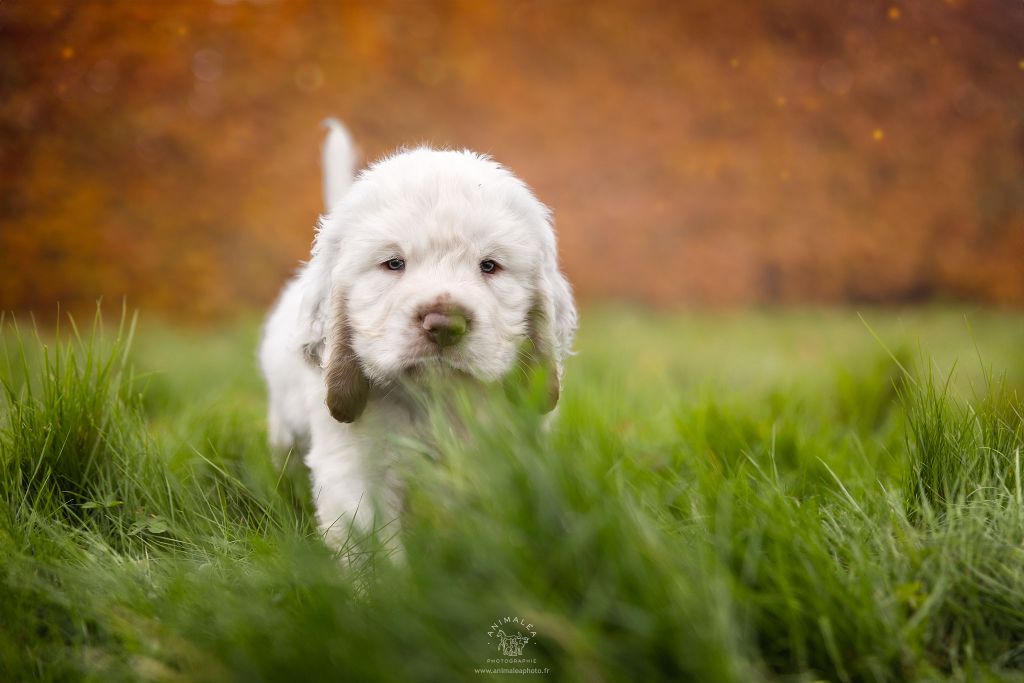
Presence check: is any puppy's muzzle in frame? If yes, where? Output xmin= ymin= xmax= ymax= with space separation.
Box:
xmin=420 ymin=304 xmax=470 ymax=347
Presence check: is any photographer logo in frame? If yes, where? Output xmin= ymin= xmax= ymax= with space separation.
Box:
xmin=487 ymin=616 xmax=536 ymax=657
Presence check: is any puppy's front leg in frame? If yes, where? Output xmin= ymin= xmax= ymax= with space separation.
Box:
xmin=306 ymin=413 xmax=402 ymax=560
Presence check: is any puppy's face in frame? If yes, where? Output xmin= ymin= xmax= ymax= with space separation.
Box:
xmin=329 ymin=150 xmax=553 ymax=390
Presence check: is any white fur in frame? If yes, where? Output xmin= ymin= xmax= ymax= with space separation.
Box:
xmin=259 ymin=120 xmax=577 ymax=551
xmin=321 ymin=118 xmax=357 ymax=212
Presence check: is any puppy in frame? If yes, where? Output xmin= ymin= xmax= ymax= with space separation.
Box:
xmin=259 ymin=120 xmax=577 ymax=551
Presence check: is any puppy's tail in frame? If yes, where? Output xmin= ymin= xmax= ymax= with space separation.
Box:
xmin=321 ymin=118 xmax=358 ymax=213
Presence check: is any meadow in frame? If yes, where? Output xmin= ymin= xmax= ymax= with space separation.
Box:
xmin=2 ymin=307 xmax=1024 ymax=682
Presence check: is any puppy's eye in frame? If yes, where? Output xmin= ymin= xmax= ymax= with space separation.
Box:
xmin=383 ymin=258 xmax=405 ymax=271
xmin=479 ymin=259 xmax=499 ymax=274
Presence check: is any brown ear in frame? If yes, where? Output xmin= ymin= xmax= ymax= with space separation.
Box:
xmin=324 ymin=297 xmax=370 ymax=423
xmin=526 ymin=306 xmax=561 ymax=413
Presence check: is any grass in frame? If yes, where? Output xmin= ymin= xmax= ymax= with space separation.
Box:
xmin=2 ymin=306 xmax=1024 ymax=682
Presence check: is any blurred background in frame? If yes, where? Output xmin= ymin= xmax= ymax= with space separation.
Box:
xmin=1 ymin=0 xmax=1023 ymax=321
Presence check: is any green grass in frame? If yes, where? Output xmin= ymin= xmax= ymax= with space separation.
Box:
xmin=2 ymin=307 xmax=1024 ymax=681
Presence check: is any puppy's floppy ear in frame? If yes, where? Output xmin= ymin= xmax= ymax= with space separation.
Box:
xmin=323 ymin=294 xmax=370 ymax=423
xmin=291 ymin=160 xmax=369 ymax=422
xmin=527 ymin=247 xmax=578 ymax=413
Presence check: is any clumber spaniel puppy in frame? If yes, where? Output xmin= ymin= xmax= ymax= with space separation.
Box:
xmin=259 ymin=120 xmax=577 ymax=551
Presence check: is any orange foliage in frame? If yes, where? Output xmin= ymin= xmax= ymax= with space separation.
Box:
xmin=1 ymin=0 xmax=1022 ymax=319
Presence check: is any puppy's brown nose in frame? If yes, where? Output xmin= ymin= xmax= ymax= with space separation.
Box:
xmin=421 ymin=308 xmax=468 ymax=347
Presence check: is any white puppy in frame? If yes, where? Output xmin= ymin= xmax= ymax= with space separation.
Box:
xmin=259 ymin=120 xmax=577 ymax=551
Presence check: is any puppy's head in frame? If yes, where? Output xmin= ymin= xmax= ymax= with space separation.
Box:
xmin=304 ymin=148 xmax=576 ymax=423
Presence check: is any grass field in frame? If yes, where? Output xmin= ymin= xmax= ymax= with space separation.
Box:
xmin=2 ymin=307 xmax=1024 ymax=682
